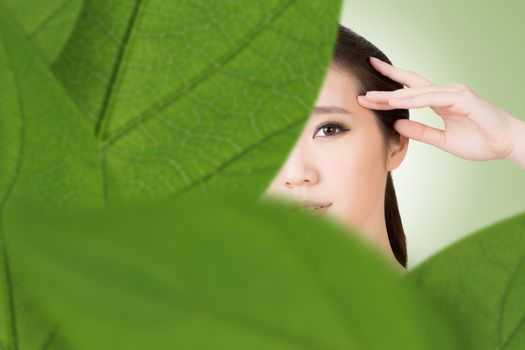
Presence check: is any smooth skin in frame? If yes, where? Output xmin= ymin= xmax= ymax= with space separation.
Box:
xmin=263 ymin=58 xmax=525 ymax=273
xmin=358 ymin=57 xmax=525 ymax=168
xmin=263 ymin=63 xmax=408 ymax=273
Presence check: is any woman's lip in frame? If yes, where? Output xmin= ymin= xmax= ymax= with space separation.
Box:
xmin=293 ymin=202 xmax=332 ymax=212
xmin=316 ymin=203 xmax=332 ymax=212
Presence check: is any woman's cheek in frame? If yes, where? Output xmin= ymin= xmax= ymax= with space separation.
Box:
xmin=326 ymin=147 xmax=385 ymax=227
xmin=323 ymin=156 xmax=366 ymax=222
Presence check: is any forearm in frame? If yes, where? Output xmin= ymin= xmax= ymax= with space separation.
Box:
xmin=505 ymin=117 xmax=525 ymax=169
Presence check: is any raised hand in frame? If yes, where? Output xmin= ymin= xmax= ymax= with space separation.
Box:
xmin=357 ymin=57 xmax=525 ymax=167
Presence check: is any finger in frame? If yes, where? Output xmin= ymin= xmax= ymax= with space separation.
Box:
xmin=357 ymin=96 xmax=398 ymax=110
xmin=364 ymin=85 xmax=462 ymax=101
xmin=394 ymin=119 xmax=446 ymax=150
xmin=387 ymin=92 xmax=460 ymax=110
xmin=369 ymin=57 xmax=433 ymax=88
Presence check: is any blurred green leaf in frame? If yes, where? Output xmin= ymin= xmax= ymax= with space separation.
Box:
xmin=405 ymin=211 xmax=525 ymax=350
xmin=0 ymin=1 xmax=348 ymax=348
xmin=7 ymin=195 xmax=461 ymax=350
xmin=0 ymin=0 xmax=84 ymax=63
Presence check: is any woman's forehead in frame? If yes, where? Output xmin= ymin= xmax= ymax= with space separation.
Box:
xmin=321 ymin=65 xmax=358 ymax=92
xmin=315 ymin=66 xmax=369 ymax=117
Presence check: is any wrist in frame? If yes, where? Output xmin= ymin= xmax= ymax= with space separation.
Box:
xmin=505 ymin=117 xmax=525 ymax=168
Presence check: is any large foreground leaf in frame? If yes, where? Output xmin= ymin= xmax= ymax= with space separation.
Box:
xmin=405 ymin=211 xmax=525 ymax=350
xmin=52 ymin=0 xmax=343 ymax=203
xmin=0 ymin=1 xmax=345 ymax=348
xmin=6 ymin=195 xmax=461 ymax=350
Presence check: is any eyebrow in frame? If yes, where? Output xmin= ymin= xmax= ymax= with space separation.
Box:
xmin=313 ymin=105 xmax=352 ymax=115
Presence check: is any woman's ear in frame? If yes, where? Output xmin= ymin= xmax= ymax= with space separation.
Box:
xmin=386 ymin=135 xmax=409 ymax=171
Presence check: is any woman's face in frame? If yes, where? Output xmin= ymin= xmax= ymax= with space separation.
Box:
xmin=263 ymin=64 xmax=407 ymax=245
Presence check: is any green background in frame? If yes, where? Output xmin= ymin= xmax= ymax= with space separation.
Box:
xmin=341 ymin=0 xmax=525 ymax=268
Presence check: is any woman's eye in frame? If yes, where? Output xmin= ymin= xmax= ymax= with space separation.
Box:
xmin=313 ymin=123 xmax=347 ymax=138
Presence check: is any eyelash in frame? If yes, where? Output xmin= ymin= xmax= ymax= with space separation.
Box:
xmin=313 ymin=119 xmax=349 ymax=138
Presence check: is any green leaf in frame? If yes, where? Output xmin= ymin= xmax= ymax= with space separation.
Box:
xmin=405 ymin=211 xmax=525 ymax=350
xmin=7 ymin=195 xmax=462 ymax=350
xmin=51 ymin=0 xmax=343 ymax=203
xmin=0 ymin=6 xmax=102 ymax=210
xmin=0 ymin=6 xmax=100 ymax=350
xmin=0 ymin=0 xmax=84 ymax=63
xmin=0 ymin=1 xmax=346 ymax=348
xmin=0 ymin=0 xmax=472 ymax=348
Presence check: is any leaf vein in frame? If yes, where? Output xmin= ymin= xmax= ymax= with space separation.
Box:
xmin=95 ymin=0 xmax=145 ymax=139
xmin=497 ymin=252 xmax=525 ymax=349
xmin=27 ymin=0 xmax=71 ymax=40
xmin=40 ymin=327 xmax=58 ymax=350
xmin=168 ymin=116 xmax=305 ymax=200
xmin=0 ymin=26 xmax=26 ymax=350
xmin=101 ymin=0 xmax=297 ymax=148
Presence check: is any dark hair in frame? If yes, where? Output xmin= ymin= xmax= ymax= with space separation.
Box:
xmin=332 ymin=24 xmax=409 ymax=268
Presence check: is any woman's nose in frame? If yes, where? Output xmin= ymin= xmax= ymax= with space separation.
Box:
xmin=283 ymin=165 xmax=319 ymax=188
